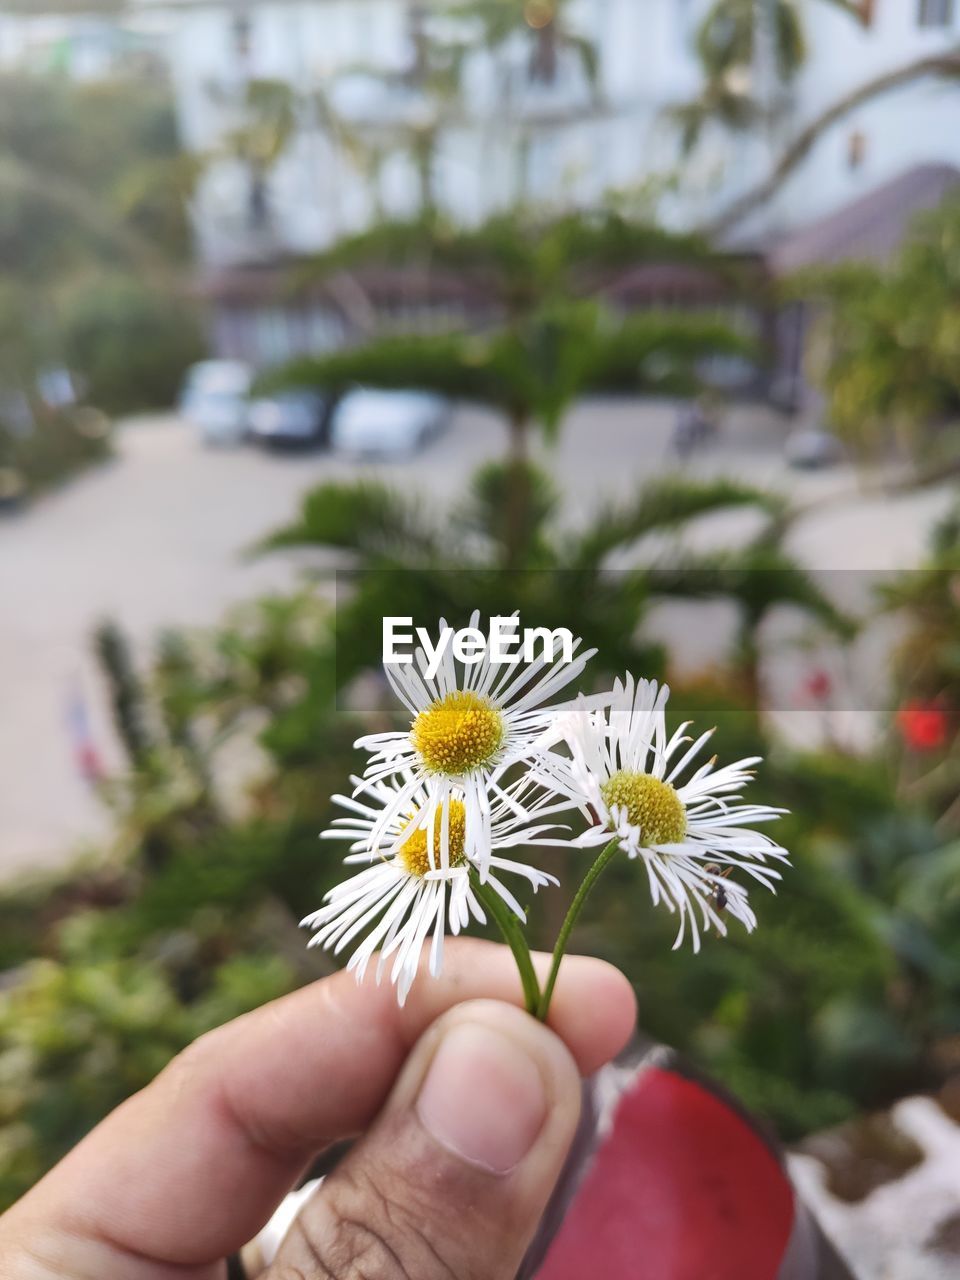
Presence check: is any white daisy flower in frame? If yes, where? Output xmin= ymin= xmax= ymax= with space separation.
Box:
xmin=355 ymin=612 xmax=601 ymax=876
xmin=533 ymin=675 xmax=790 ymax=952
xmin=302 ymin=772 xmax=564 ymax=1006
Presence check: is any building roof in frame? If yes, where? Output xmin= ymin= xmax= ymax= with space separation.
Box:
xmin=768 ymin=164 xmax=960 ymax=276
xmin=198 ymin=255 xmax=756 ymax=311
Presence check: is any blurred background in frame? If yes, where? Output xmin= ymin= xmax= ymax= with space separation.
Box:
xmin=1 ymin=1 xmax=960 ymax=1271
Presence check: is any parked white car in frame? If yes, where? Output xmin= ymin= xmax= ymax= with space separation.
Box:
xmin=331 ymin=389 xmax=450 ymax=459
xmin=180 ymin=361 xmax=252 ymax=447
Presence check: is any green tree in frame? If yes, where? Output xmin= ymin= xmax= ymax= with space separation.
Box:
xmin=0 ymin=73 xmax=202 ymax=438
xmin=802 ymin=198 xmax=960 ymax=463
xmin=57 ymin=274 xmax=205 ymax=415
xmin=218 ymin=78 xmax=298 ymax=231
xmin=269 ymin=211 xmax=758 ymax=564
xmin=0 ymin=74 xmax=193 ymax=279
xmin=671 ymin=0 xmax=807 ymax=153
xmin=672 ymin=0 xmax=874 ymax=154
xmin=262 ymin=461 xmax=847 ymax=720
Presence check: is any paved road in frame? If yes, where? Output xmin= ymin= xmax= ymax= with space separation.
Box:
xmin=0 ymin=403 xmax=952 ymax=879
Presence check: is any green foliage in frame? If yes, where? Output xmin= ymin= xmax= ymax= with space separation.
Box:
xmin=0 ymin=596 xmax=352 ymax=1209
xmin=0 ymin=407 xmax=111 ymax=498
xmin=670 ymin=0 xmax=807 ymax=153
xmin=6 ymin=0 xmax=950 ymax=1197
xmin=272 ymin=309 xmax=751 ymax=438
xmin=568 ymin=475 xmax=787 ymax=570
xmin=0 ymin=428 xmax=955 ymax=1197
xmin=300 ymin=210 xmax=728 ymax=312
xmin=878 ymin=496 xmax=960 ymax=824
xmin=95 ymin=621 xmax=156 ymax=769
xmin=0 ymin=71 xmax=203 ymax=474
xmin=0 ymin=281 xmax=113 ymax=498
xmin=462 ymin=460 xmax=559 ymax=567
xmin=0 ymin=73 xmax=193 ymax=280
xmin=673 ymin=0 xmax=868 ymax=153
xmin=804 ymin=198 xmax=960 ymax=458
xmin=0 ymin=948 xmax=295 ymax=1207
xmin=224 ymin=79 xmax=298 ymax=172
xmin=0 ymin=258 xmax=949 ymax=1234
xmin=271 ymin=211 xmax=757 ymax=486
xmin=56 ymin=274 xmax=205 ymax=415
xmin=697 ymin=0 xmax=807 ymax=84
xmin=265 ymin=462 xmax=845 ymax=703
xmin=882 ymin=499 xmax=960 ymax=702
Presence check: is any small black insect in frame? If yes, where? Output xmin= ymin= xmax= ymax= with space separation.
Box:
xmin=705 ymin=863 xmax=732 ymax=912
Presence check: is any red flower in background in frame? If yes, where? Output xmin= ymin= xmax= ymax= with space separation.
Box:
xmin=803 ymin=668 xmax=833 ymax=704
xmin=896 ymin=701 xmax=950 ymax=752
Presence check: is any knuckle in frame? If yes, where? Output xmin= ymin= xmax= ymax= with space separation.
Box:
xmin=162 ymin=1026 xmax=219 ymax=1081
xmin=153 ymin=1039 xmax=205 ymax=1097
xmin=279 ymin=1163 xmax=458 ymax=1280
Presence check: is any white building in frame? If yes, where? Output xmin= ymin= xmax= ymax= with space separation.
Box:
xmin=134 ymin=0 xmax=960 ymax=263
xmin=150 ymin=0 xmax=706 ymax=263
xmin=2 ymin=0 xmax=956 ymax=378
xmin=768 ymin=0 xmax=960 ymax=233
xmin=2 ymin=1 xmax=958 ymax=262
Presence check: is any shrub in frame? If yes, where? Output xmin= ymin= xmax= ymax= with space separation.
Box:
xmin=57 ymin=274 xmax=206 ymax=415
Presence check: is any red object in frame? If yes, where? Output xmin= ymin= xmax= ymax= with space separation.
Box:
xmin=536 ymin=1066 xmax=795 ymax=1280
xmin=897 ymin=701 xmax=949 ymax=752
xmin=804 ymin=670 xmax=833 ymax=704
xmin=76 ymin=741 xmax=105 ymax=784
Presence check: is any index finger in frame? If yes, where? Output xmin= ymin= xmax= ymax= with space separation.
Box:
xmin=7 ymin=940 xmax=635 ymax=1271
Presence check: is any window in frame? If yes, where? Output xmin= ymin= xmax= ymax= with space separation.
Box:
xmin=918 ymin=0 xmax=954 ymax=28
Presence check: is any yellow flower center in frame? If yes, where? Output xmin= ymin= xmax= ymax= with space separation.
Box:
xmin=398 ymin=799 xmax=468 ymax=877
xmin=601 ymin=770 xmax=687 ymax=845
xmin=411 ymin=691 xmax=504 ymax=777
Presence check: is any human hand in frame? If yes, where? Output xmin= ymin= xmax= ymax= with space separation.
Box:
xmin=0 ymin=939 xmax=635 ymax=1280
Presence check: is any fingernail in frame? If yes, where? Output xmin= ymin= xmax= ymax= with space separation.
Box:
xmin=416 ymin=1022 xmax=548 ymax=1175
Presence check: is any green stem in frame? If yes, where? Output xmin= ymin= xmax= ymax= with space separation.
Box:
xmin=472 ymin=872 xmax=541 ymax=1016
xmin=536 ymin=836 xmax=621 ymax=1022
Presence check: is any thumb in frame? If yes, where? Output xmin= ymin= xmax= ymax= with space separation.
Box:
xmin=267 ymin=998 xmax=582 ymax=1280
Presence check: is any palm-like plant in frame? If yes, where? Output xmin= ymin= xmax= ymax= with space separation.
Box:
xmin=698 ymin=0 xmax=808 ymax=87
xmin=212 ymin=78 xmax=299 ymax=231
xmin=319 ymin=0 xmax=599 ymax=218
xmin=267 ymin=211 xmax=756 ymax=563
xmin=672 ymin=0 xmax=806 ymax=154
xmin=449 ymin=0 xmax=599 ymax=92
xmin=260 ymin=456 xmax=850 ymax=955
xmin=673 ymin=0 xmax=872 ymax=155
xmin=263 ymin=461 xmax=849 ymax=703
xmin=315 ymin=8 xmax=472 ymax=218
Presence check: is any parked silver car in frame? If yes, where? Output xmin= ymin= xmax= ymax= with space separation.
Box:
xmin=331 ymin=389 xmax=450 ymax=459
xmin=180 ymin=360 xmax=252 ymax=447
